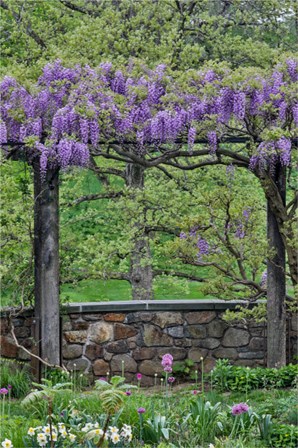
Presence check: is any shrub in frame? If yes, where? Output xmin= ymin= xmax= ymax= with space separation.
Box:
xmin=211 ymin=359 xmax=298 ymax=392
xmin=270 ymin=423 xmax=298 ymax=448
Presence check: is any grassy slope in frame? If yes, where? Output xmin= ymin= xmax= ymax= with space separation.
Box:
xmin=60 ymin=278 xmax=214 ymax=303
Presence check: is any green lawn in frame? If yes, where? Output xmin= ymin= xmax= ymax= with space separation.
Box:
xmin=60 ymin=278 xmax=214 ymax=303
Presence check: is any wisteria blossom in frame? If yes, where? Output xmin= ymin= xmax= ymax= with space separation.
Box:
xmin=0 ymin=59 xmax=296 ymax=178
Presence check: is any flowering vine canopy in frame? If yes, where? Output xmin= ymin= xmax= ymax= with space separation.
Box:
xmin=0 ymin=59 xmax=297 ymax=176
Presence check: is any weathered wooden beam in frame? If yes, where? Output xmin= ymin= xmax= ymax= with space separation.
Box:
xmin=33 ymin=161 xmax=60 ymax=367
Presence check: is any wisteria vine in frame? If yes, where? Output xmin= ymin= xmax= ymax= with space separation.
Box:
xmin=0 ymin=58 xmax=297 ymax=177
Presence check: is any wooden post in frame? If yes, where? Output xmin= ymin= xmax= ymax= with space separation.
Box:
xmin=33 ymin=161 xmax=60 ymax=368
xmin=266 ymin=163 xmax=286 ymax=368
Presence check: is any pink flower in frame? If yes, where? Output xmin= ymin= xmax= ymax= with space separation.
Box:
xmin=161 ymin=354 xmax=173 ymax=369
xmin=163 ymin=366 xmax=172 ymax=373
xmin=137 ymin=407 xmax=146 ymax=414
xmin=168 ymin=377 xmax=175 ymax=383
xmin=0 ymin=388 xmax=8 ymax=395
xmin=7 ymin=385 xmax=12 ymax=390
xmin=136 ymin=373 xmax=142 ymax=381
xmin=125 ymin=390 xmax=132 ymax=396
xmin=192 ymin=390 xmax=199 ymax=395
xmin=231 ymin=403 xmax=249 ymax=415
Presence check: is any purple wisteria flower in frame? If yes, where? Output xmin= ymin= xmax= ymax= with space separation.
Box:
xmin=137 ymin=407 xmax=146 ymax=414
xmin=207 ymin=131 xmax=217 ymax=154
xmin=231 ymin=403 xmax=249 ymax=415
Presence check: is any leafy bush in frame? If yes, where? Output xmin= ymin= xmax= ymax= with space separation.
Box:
xmin=270 ymin=423 xmax=298 ymax=448
xmin=172 ymin=359 xmax=195 ymax=380
xmin=211 ymin=359 xmax=298 ymax=392
xmin=0 ymin=357 xmax=32 ymax=398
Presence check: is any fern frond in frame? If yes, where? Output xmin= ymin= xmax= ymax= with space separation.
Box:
xmin=94 ymin=379 xmax=111 ymax=390
xmin=53 ymin=382 xmax=73 ymax=389
xmin=110 ymin=376 xmax=125 ymax=387
xmin=100 ymin=389 xmax=125 ymax=413
xmin=21 ymin=390 xmax=46 ymax=407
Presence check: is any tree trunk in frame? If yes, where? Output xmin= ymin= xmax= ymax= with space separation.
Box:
xmin=33 ymin=161 xmax=60 ymax=367
xmin=126 ymin=163 xmax=153 ymax=300
xmin=266 ymin=163 xmax=286 ymax=368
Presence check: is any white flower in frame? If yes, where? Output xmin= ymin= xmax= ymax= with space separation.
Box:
xmin=1 ymin=440 xmax=13 ymax=448
xmin=121 ymin=424 xmax=132 ymax=438
xmin=58 ymin=423 xmax=66 ymax=433
xmin=109 ymin=426 xmax=119 ymax=434
xmin=36 ymin=433 xmax=47 ymax=447
xmin=27 ymin=427 xmax=35 ymax=436
xmin=94 ymin=422 xmax=99 ymax=428
xmin=209 ymin=444 xmax=215 ymax=448
xmin=111 ymin=433 xmax=120 ymax=444
xmin=69 ymin=434 xmax=76 ymax=443
xmin=52 ymin=433 xmax=58 ymax=442
xmin=60 ymin=430 xmax=68 ymax=439
xmin=94 ymin=429 xmax=104 ymax=436
xmin=82 ymin=422 xmax=94 ymax=432
xmin=42 ymin=426 xmax=51 ymax=435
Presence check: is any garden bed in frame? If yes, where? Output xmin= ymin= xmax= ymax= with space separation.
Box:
xmin=0 ymin=358 xmax=297 ymax=448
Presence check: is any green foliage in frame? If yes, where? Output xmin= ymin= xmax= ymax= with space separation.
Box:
xmin=270 ymin=423 xmax=298 ymax=448
xmin=143 ymin=414 xmax=171 ymax=444
xmin=43 ymin=367 xmax=71 ymax=386
xmin=211 ymin=359 xmax=298 ymax=392
xmin=0 ymin=160 xmax=34 ymax=306
xmin=21 ymin=378 xmax=72 ymax=408
xmin=172 ymin=359 xmax=195 ymax=380
xmin=256 ymin=413 xmax=273 ymax=443
xmin=0 ymin=357 xmax=32 ymax=398
xmin=187 ymin=397 xmax=223 ymax=443
xmin=1 ymin=0 xmax=296 ymax=82
xmin=94 ymin=376 xmax=136 ymax=414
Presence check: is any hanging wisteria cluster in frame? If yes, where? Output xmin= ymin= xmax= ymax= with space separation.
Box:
xmin=0 ymin=58 xmax=297 ymax=176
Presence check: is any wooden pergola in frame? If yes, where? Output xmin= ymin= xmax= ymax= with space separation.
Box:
xmin=4 ymin=134 xmax=296 ymax=377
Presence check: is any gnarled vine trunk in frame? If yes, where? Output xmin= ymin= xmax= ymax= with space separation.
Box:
xmin=33 ymin=161 xmax=60 ymax=368
xmin=126 ymin=163 xmax=153 ymax=300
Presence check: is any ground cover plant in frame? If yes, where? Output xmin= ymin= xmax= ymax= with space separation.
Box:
xmin=1 ymin=358 xmax=297 ymax=447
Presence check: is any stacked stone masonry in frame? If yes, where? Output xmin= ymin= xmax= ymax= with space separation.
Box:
xmin=0 ymin=301 xmax=297 ymax=386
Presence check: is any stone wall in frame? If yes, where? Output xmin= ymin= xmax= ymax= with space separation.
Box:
xmin=0 ymin=300 xmax=297 ymax=385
